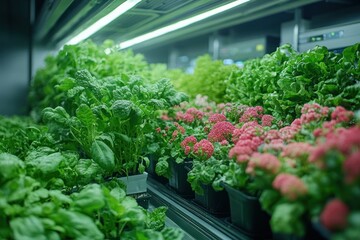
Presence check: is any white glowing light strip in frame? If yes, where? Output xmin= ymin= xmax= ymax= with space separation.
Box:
xmin=66 ymin=0 xmax=142 ymax=45
xmin=119 ymin=0 xmax=250 ymax=49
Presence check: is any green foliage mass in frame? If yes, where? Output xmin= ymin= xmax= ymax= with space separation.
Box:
xmin=226 ymin=43 xmax=360 ymax=123
xmin=172 ymin=55 xmax=237 ymax=103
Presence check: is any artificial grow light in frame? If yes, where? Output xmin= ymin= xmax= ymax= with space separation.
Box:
xmin=66 ymin=0 xmax=142 ymax=45
xmin=119 ymin=0 xmax=250 ymax=49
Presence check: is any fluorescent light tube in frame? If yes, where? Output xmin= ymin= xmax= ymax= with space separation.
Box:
xmin=66 ymin=0 xmax=142 ymax=45
xmin=119 ymin=0 xmax=250 ymax=49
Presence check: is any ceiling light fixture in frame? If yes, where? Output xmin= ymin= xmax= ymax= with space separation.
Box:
xmin=119 ymin=0 xmax=250 ymax=49
xmin=66 ymin=0 xmax=142 ymax=45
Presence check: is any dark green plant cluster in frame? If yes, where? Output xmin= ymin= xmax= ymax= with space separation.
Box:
xmin=226 ymin=43 xmax=360 ymax=123
xmin=29 ymin=40 xmax=187 ymax=177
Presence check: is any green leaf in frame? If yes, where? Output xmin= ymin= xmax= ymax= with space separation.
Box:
xmin=52 ymin=209 xmax=104 ymax=240
xmin=75 ymin=104 xmax=96 ymax=130
xmin=10 ymin=216 xmax=47 ymax=240
xmin=90 ymin=140 xmax=115 ymax=171
xmin=74 ymin=159 xmax=103 ymax=184
xmin=146 ymin=206 xmax=168 ymax=231
xmin=26 ymin=152 xmax=64 ymax=177
xmin=0 ymin=153 xmax=25 ymax=182
xmin=72 ymin=184 xmax=105 ymax=215
xmin=111 ymin=100 xmax=133 ymax=120
xmin=270 ymin=203 xmax=305 ymax=236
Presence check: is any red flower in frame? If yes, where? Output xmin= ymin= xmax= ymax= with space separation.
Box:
xmin=273 ymin=173 xmax=307 ymax=200
xmin=246 ymin=153 xmax=281 ymax=175
xmin=209 ymin=113 xmax=227 ymax=124
xmin=156 ymin=127 xmax=161 ymax=133
xmin=193 ymin=139 xmax=214 ymax=159
xmin=208 ymin=121 xmax=235 ymax=142
xmin=320 ymin=199 xmax=349 ymax=231
xmin=343 ymin=151 xmax=360 ymax=183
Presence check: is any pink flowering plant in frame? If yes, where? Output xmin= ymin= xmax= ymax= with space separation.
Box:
xmin=257 ymin=106 xmax=359 ymax=237
xmin=187 ymin=140 xmax=233 ymax=194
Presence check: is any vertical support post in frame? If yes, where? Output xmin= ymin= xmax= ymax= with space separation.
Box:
xmin=293 ymin=8 xmax=301 ymax=51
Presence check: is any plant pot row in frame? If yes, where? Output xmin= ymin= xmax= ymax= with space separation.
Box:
xmin=149 ymin=159 xmax=329 ymax=239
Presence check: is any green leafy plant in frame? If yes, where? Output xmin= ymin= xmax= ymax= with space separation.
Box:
xmin=226 ymin=43 xmax=360 ymax=123
xmin=172 ymin=55 xmax=237 ymax=103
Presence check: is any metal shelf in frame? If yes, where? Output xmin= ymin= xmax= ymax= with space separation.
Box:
xmin=147 ymin=177 xmax=263 ymax=240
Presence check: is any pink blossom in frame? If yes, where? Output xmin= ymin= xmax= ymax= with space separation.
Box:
xmin=320 ymin=199 xmax=349 ymax=231
xmin=193 ymin=139 xmax=214 ymax=159
xmin=185 ymin=146 xmax=191 ymax=155
xmin=331 ymin=106 xmax=353 ymax=123
xmin=263 ymin=139 xmax=285 ymax=152
xmin=228 ymin=145 xmax=253 ymax=163
xmin=239 ymin=106 xmax=264 ymax=123
xmin=220 ymin=140 xmax=229 ymax=146
xmin=161 ymin=114 xmax=171 ymax=121
xmin=186 ymin=107 xmax=204 ymax=120
xmin=343 ymin=151 xmax=360 ymax=183
xmin=261 ymin=114 xmax=274 ymax=126
xmin=264 ymin=130 xmax=281 ymax=143
xmin=300 ymin=103 xmax=329 ymax=124
xmin=174 ymin=122 xmax=185 ymax=134
xmin=279 ymin=126 xmax=300 ymax=141
xmin=208 ymin=121 xmax=235 ymax=142
xmin=156 ymin=127 xmax=161 ymax=133
xmin=171 ymin=130 xmax=178 ymax=140
xmin=273 ymin=173 xmax=307 ymax=200
xmin=281 ymin=142 xmax=314 ymax=158
xmin=181 ymin=136 xmax=197 ymax=149
xmin=209 ymin=113 xmax=227 ymax=124
xmin=246 ymin=153 xmax=281 ymax=175
xmin=232 ymin=121 xmax=263 ymax=144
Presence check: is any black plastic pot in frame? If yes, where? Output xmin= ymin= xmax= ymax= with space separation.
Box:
xmin=169 ymin=160 xmax=194 ymax=198
xmin=194 ymin=184 xmax=229 ymax=216
xmin=223 ymin=183 xmax=272 ymax=238
xmin=135 ymin=193 xmax=151 ymax=209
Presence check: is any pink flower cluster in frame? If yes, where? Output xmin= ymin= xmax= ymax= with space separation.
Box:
xmin=331 ymin=106 xmax=353 ymax=123
xmin=273 ymin=173 xmax=307 ymax=200
xmin=261 ymin=114 xmax=274 ymax=127
xmin=278 ymin=119 xmax=302 ymax=142
xmin=229 ymin=121 xmax=265 ymax=162
xmin=229 ymin=138 xmax=263 ymax=163
xmin=232 ymin=121 xmax=264 ymax=144
xmin=309 ymin=126 xmax=360 ymax=182
xmin=300 ymin=103 xmax=329 ymax=124
xmin=320 ymin=199 xmax=349 ymax=231
xmin=193 ymin=139 xmax=214 ymax=159
xmin=181 ymin=136 xmax=197 ymax=155
xmin=239 ymin=106 xmax=264 ymax=123
xmin=246 ymin=153 xmax=281 ymax=175
xmin=176 ymin=112 xmax=194 ymax=123
xmin=209 ymin=113 xmax=227 ymax=124
xmin=208 ymin=121 xmax=235 ymax=142
xmin=186 ymin=107 xmax=205 ymax=120
xmin=281 ymin=142 xmax=314 ymax=158
xmin=313 ymin=107 xmax=354 ymax=138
